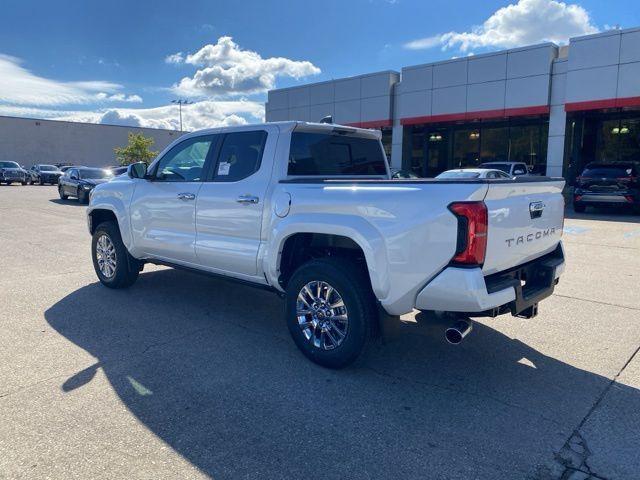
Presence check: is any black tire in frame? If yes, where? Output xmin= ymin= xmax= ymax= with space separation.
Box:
xmin=91 ymin=221 xmax=140 ymax=289
xmin=77 ymin=187 xmax=87 ymax=204
xmin=58 ymin=185 xmax=68 ymax=200
xmin=38 ymin=178 xmax=44 ymax=185
xmin=21 ymin=182 xmax=27 ymax=186
xmin=573 ymin=203 xmax=586 ymax=213
xmin=285 ymin=257 xmax=377 ymax=369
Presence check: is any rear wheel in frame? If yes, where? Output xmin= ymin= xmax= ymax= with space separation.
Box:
xmin=92 ymin=221 xmax=140 ymax=289
xmin=38 ymin=178 xmax=44 ymax=185
xmin=285 ymin=258 xmax=377 ymax=369
xmin=573 ymin=203 xmax=586 ymax=213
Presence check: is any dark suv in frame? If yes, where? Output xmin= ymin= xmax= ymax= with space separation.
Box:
xmin=573 ymin=162 xmax=639 ymax=213
xmin=28 ymin=164 xmax=63 ymax=185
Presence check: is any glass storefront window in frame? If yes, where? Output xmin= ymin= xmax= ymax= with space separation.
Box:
xmin=402 ymin=117 xmax=549 ymax=177
xmin=481 ymin=127 xmax=509 ymax=162
xmin=452 ymin=129 xmax=480 ymax=168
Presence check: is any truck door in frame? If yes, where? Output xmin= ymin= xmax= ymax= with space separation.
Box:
xmin=194 ymin=127 xmax=275 ymax=277
xmin=129 ymin=134 xmax=218 ymax=264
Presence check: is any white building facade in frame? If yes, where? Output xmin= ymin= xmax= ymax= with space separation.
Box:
xmin=266 ymin=28 xmax=640 ymax=180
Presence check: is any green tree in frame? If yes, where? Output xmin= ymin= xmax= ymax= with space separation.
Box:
xmin=114 ymin=132 xmax=159 ymax=166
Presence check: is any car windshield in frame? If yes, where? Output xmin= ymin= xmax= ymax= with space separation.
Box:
xmin=79 ymin=168 xmax=113 ymax=179
xmin=582 ymin=165 xmax=634 ymax=178
xmin=480 ymin=163 xmax=510 ymax=173
xmin=0 ymin=161 xmax=20 ymax=168
xmin=436 ymin=171 xmax=481 ymax=179
xmin=40 ymin=165 xmax=59 ymax=171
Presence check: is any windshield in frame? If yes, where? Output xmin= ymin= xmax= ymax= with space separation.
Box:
xmin=79 ymin=168 xmax=113 ymax=179
xmin=0 ymin=161 xmax=20 ymax=168
xmin=437 ymin=171 xmax=481 ymax=179
xmin=40 ymin=165 xmax=59 ymax=171
xmin=480 ymin=163 xmax=510 ymax=173
xmin=582 ymin=165 xmax=634 ymax=178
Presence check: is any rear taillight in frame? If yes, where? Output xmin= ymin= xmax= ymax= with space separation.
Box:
xmin=448 ymin=201 xmax=488 ymax=266
xmin=574 ymin=195 xmax=583 ymax=202
xmin=625 ymin=195 xmax=634 ymax=203
xmin=617 ymin=177 xmax=637 ymax=183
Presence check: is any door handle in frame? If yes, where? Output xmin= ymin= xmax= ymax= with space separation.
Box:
xmin=236 ymin=194 xmax=259 ymax=204
xmin=177 ymin=192 xmax=196 ymax=201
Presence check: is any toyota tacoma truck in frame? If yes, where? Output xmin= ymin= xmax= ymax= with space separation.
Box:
xmin=87 ymin=121 xmax=565 ymax=368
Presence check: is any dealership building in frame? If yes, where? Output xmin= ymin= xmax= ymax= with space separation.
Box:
xmin=266 ymin=27 xmax=640 ymax=180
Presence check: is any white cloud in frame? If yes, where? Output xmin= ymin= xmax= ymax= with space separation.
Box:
xmin=0 ymin=100 xmax=266 ymax=131
xmin=96 ymin=92 xmax=143 ymax=103
xmin=0 ymin=54 xmax=142 ymax=106
xmin=167 ymin=36 xmax=320 ymax=97
xmin=165 ymin=52 xmax=184 ymax=64
xmin=404 ymin=0 xmax=599 ymax=52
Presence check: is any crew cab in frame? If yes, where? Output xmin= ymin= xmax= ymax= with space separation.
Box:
xmin=87 ymin=122 xmax=566 ymax=368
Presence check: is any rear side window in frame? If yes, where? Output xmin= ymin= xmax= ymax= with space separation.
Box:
xmin=582 ymin=165 xmax=635 ymax=178
xmin=288 ymin=132 xmax=387 ymax=176
xmin=214 ymin=130 xmax=267 ymax=182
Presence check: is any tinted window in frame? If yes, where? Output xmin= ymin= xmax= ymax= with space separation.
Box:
xmin=153 ymin=136 xmax=214 ymax=182
xmin=582 ymin=165 xmax=635 ymax=178
xmin=288 ymin=132 xmax=387 ymax=176
xmin=0 ymin=161 xmax=19 ymax=168
xmin=213 ymin=130 xmax=267 ymax=182
xmin=79 ymin=169 xmax=113 ymax=179
xmin=40 ymin=165 xmax=59 ymax=171
xmin=436 ymin=171 xmax=481 ymax=179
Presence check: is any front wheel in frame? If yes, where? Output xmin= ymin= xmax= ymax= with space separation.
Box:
xmin=92 ymin=221 xmax=140 ymax=289
xmin=58 ymin=186 xmax=68 ymax=200
xmin=285 ymin=258 xmax=377 ymax=369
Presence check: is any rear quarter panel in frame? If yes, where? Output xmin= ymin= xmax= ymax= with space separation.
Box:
xmin=266 ymin=181 xmax=489 ymax=315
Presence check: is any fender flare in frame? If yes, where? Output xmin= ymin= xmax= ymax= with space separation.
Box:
xmin=265 ymin=213 xmax=390 ymax=299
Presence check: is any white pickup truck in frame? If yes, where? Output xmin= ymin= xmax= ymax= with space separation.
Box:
xmin=87 ymin=121 xmax=565 ymax=368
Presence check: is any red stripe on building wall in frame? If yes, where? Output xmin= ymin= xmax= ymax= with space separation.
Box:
xmin=400 ymin=105 xmax=550 ymax=126
xmin=564 ymin=96 xmax=640 ymax=112
xmin=345 ymin=119 xmax=392 ymax=129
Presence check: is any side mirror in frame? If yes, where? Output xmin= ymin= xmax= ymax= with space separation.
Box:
xmin=128 ymin=162 xmax=148 ymax=179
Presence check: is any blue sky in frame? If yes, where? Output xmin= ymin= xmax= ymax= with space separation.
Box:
xmin=0 ymin=0 xmax=638 ymax=130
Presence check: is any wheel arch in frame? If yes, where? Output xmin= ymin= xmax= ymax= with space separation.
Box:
xmin=266 ymin=214 xmax=390 ymax=300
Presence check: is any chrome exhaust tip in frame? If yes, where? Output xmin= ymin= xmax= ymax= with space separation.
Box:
xmin=445 ymin=319 xmax=473 ymax=345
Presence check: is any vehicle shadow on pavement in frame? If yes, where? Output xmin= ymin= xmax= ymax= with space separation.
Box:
xmin=45 ymin=268 xmax=640 ymax=479
xmin=48 ymin=198 xmax=85 ymax=206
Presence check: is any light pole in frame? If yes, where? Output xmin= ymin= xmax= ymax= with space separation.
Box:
xmin=171 ymin=99 xmax=193 ymax=131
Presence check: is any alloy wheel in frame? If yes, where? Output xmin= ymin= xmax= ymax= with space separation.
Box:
xmin=296 ymin=280 xmax=349 ymax=350
xmin=96 ymin=234 xmax=117 ymax=278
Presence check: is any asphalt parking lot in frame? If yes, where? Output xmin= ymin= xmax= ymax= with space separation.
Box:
xmin=1 ymin=185 xmax=639 ymax=480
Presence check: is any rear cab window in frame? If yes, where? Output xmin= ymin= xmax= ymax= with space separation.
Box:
xmin=287 ymin=130 xmax=388 ymax=177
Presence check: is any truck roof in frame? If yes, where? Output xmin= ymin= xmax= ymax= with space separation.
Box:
xmin=183 ymin=121 xmax=382 ymax=139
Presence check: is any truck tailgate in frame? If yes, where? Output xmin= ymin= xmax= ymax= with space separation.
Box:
xmin=482 ymin=179 xmax=565 ymax=275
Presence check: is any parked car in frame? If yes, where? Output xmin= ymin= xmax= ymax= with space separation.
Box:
xmin=390 ymin=168 xmax=419 ymax=179
xmin=87 ymin=121 xmax=566 ymax=368
xmin=436 ymin=168 xmax=512 ymax=180
xmin=0 ymin=161 xmax=29 ymax=185
xmin=573 ymin=162 xmax=639 ymax=213
xmin=107 ymin=166 xmax=128 ymax=176
xmin=478 ymin=162 xmax=529 ymax=176
xmin=58 ymin=167 xmax=113 ymax=203
xmin=27 ymin=164 xmax=63 ymax=185
xmin=59 ymin=165 xmax=84 ymax=173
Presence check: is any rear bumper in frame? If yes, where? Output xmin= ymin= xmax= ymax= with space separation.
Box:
xmin=574 ymin=191 xmax=637 ymax=205
xmin=415 ymin=243 xmax=565 ymax=317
